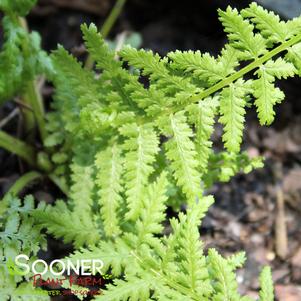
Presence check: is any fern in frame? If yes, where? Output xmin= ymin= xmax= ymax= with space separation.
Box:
xmin=208 ymin=248 xmax=241 ymax=301
xmin=33 ymin=200 xmax=100 ymax=248
xmin=120 ymin=123 xmax=159 ymax=220
xmin=36 ymin=4 xmax=301 ymax=298
xmin=259 ymin=267 xmax=274 ymax=301
xmin=219 ymin=79 xmax=251 ymax=152
xmin=241 ymin=3 xmax=292 ymax=44
xmin=95 ymin=142 xmax=123 ymax=237
xmin=187 ymin=96 xmax=218 ymax=175
xmin=0 ymin=196 xmax=49 ymax=300
xmin=64 ymin=187 xmax=272 ymax=301
xmin=2 ymin=1 xmax=301 ymax=300
xmin=253 ymin=58 xmax=296 ymax=125
xmin=162 ymin=111 xmax=202 ymax=203
xmin=218 ymin=6 xmax=267 ymax=59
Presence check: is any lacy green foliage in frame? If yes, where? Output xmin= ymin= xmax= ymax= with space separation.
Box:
xmin=0 ymin=0 xmax=52 ymax=104
xmin=259 ymin=267 xmax=274 ymax=301
xmin=37 ymin=4 xmax=301 ymax=299
xmin=1 ymin=2 xmax=300 ymax=300
xmin=33 ymin=199 xmax=100 ymax=249
xmin=47 ymin=1 xmax=301 ymax=212
xmin=63 ymin=178 xmax=273 ymax=301
xmin=0 ymin=195 xmax=49 ymax=300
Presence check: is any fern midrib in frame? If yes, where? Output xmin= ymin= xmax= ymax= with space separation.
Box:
xmin=184 ymin=32 xmax=301 ymax=108
xmin=139 ymin=32 xmax=301 ymax=126
xmin=195 ymin=104 xmax=212 ymax=174
xmin=261 ymin=68 xmax=270 ymax=120
xmin=226 ymin=85 xmax=236 ymax=148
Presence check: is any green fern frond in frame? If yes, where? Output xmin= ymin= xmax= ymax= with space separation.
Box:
xmin=98 ymin=276 xmax=152 ymax=301
xmin=263 ymin=57 xmax=297 ymax=79
xmin=259 ymin=266 xmax=274 ymax=301
xmin=226 ymin=252 xmax=246 ymax=270
xmin=120 ymin=123 xmax=159 ymax=220
xmin=253 ymin=66 xmax=285 ymax=125
xmin=95 ymin=143 xmax=123 ymax=237
xmin=168 ymin=50 xmax=221 ymax=85
xmin=0 ymin=196 xmax=47 ymax=259
xmin=252 ymin=57 xmax=296 ymax=125
xmin=219 ymin=79 xmax=251 ymax=152
xmin=168 ymin=46 xmax=239 ymax=86
xmin=13 ymin=3 xmax=301 ymax=300
xmin=242 ymin=2 xmax=289 ymax=45
xmin=120 ymin=47 xmax=167 ymax=80
xmin=218 ymin=6 xmax=266 ymax=59
xmin=162 ymin=111 xmax=202 ymax=203
xmin=67 ymin=239 xmax=132 ymax=276
xmin=0 ymin=196 xmax=49 ymax=300
xmin=218 ymin=45 xmax=240 ymax=76
xmin=135 ymin=172 xmax=168 ymax=246
xmin=0 ymin=12 xmax=51 ymax=104
xmin=208 ymin=248 xmax=241 ymax=301
xmin=287 ymin=16 xmax=301 ymax=37
xmin=187 ymin=97 xmax=218 ymax=175
xmin=172 ymin=199 xmax=214 ymax=297
xmin=121 ymin=46 xmax=196 ymax=97
xmin=286 ymin=42 xmax=301 ymax=75
xmin=5 ymin=281 xmax=49 ymax=301
xmin=34 ymin=200 xmax=100 ymax=248
xmin=70 ymin=162 xmax=95 ymax=214
xmin=154 ymin=283 xmax=193 ymax=301
xmin=51 ymin=46 xmax=100 ymax=107
xmin=81 ymin=23 xmax=121 ymax=72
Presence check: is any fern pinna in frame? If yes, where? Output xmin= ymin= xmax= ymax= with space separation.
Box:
xmin=2 ymin=2 xmax=301 ymax=300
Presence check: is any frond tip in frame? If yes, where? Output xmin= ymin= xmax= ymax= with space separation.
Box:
xmin=259 ymin=266 xmax=274 ymax=301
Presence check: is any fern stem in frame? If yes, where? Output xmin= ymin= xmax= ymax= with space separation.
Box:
xmin=85 ymin=0 xmax=127 ymax=69
xmin=23 ymin=80 xmax=47 ymax=142
xmin=2 ymin=171 xmax=42 ymax=203
xmin=0 ymin=130 xmax=36 ymax=166
xmin=18 ymin=17 xmax=47 ymax=143
xmin=189 ymin=32 xmax=301 ymax=104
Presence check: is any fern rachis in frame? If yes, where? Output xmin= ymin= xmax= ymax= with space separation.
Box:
xmin=1 ymin=1 xmax=301 ymax=300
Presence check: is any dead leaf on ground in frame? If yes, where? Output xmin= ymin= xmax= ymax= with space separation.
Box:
xmin=275 ymin=285 xmax=301 ymax=301
xmin=283 ymin=168 xmax=301 ymax=193
xmin=263 ymin=128 xmax=300 ymax=155
xmin=291 ymin=246 xmax=301 ymax=281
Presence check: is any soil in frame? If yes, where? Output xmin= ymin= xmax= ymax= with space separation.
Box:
xmin=1 ymin=0 xmax=301 ymax=300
